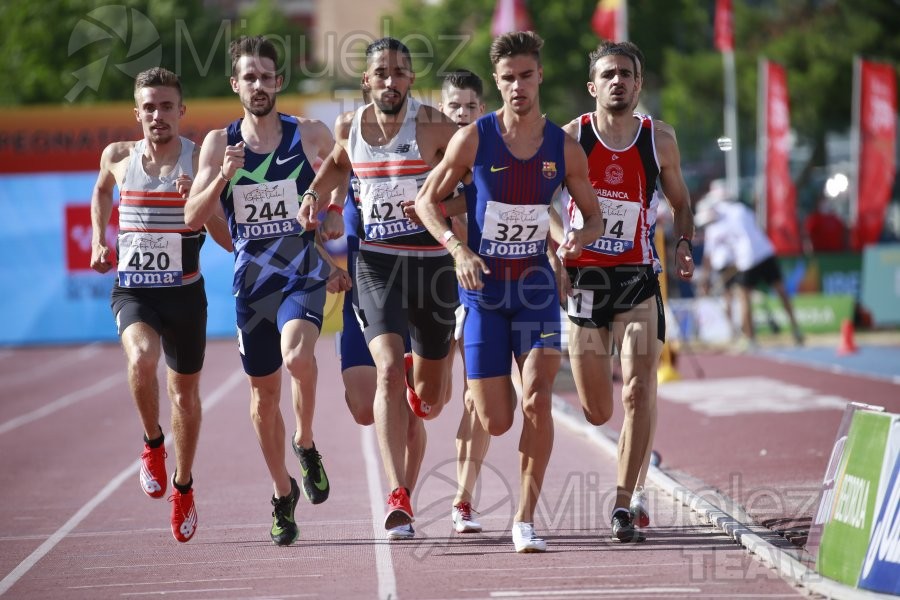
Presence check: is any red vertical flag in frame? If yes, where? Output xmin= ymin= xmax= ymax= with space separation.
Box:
xmin=592 ymin=0 xmax=628 ymax=42
xmin=763 ymin=61 xmax=801 ymax=255
xmin=852 ymin=59 xmax=897 ymax=249
xmin=491 ymin=0 xmax=533 ymax=37
xmin=714 ymin=0 xmax=734 ymax=52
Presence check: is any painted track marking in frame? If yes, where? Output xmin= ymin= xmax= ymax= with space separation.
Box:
xmin=0 ymin=370 xmax=244 ymax=597
xmin=362 ymin=425 xmax=398 ymax=600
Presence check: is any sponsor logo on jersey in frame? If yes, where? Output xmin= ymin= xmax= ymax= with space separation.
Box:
xmin=542 ymin=161 xmax=557 ymax=179
xmin=604 ymin=163 xmax=624 ymax=185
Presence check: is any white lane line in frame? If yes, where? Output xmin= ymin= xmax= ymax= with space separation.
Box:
xmin=1 ymin=343 xmax=102 ymax=386
xmin=0 ymin=372 xmax=124 ymax=436
xmin=362 ymin=425 xmax=397 ymax=600
xmin=122 ymin=588 xmax=253 ymax=596
xmin=0 ymin=370 xmax=245 ymax=597
xmin=71 ymin=574 xmax=322 ymax=588
xmin=436 ymin=562 xmax=686 ymax=574
xmin=490 ymin=588 xmax=702 ymax=597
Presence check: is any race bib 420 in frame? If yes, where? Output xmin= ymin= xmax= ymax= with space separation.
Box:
xmin=117 ymin=232 xmax=183 ymax=287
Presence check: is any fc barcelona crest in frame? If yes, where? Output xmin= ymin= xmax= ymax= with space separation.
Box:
xmin=542 ymin=161 xmax=557 ymax=179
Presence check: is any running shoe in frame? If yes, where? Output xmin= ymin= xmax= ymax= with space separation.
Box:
xmin=384 ymin=487 xmax=414 ymax=530
xmin=386 ymin=523 xmax=416 ymax=540
xmin=270 ymin=477 xmax=300 ymax=546
xmin=168 ymin=485 xmax=198 ymax=543
xmin=292 ymin=437 xmax=330 ymax=504
xmin=512 ymin=521 xmax=547 ymax=553
xmin=630 ymin=486 xmax=650 ymax=528
xmin=404 ymin=353 xmax=431 ymax=418
xmin=611 ymin=508 xmax=646 ymax=542
xmin=451 ymin=501 xmax=482 ymax=533
xmin=139 ymin=443 xmax=167 ymax=499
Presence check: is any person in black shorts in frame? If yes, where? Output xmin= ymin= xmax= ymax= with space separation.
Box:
xmin=186 ymin=36 xmax=340 ymax=546
xmin=298 ymin=38 xmax=461 ymax=535
xmin=90 ymin=68 xmax=231 ymax=543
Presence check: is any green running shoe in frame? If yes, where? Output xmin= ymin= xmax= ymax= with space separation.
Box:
xmin=270 ymin=477 xmax=300 ymax=546
xmin=292 ymin=437 xmax=329 ymax=504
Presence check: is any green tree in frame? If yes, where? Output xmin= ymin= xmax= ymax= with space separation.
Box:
xmin=384 ymin=0 xmax=899 ymax=199
xmin=385 ymin=0 xmax=604 ymax=122
xmin=0 ymin=0 xmax=249 ymax=104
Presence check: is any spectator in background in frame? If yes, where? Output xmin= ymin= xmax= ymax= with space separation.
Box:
xmin=695 ymin=198 xmax=804 ymax=349
xmin=803 ymin=195 xmax=847 ymax=253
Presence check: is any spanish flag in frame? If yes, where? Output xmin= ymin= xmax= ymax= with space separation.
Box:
xmin=491 ymin=0 xmax=533 ymax=37
xmin=591 ymin=0 xmax=628 ymax=42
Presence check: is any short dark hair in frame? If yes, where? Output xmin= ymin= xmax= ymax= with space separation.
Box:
xmin=588 ymin=41 xmax=641 ymax=80
xmin=366 ymin=37 xmax=412 ymax=68
xmin=229 ymin=35 xmax=280 ymax=76
xmin=442 ymin=69 xmax=483 ymax=99
xmin=134 ymin=67 xmax=182 ymax=103
xmin=489 ymin=31 xmax=543 ymax=66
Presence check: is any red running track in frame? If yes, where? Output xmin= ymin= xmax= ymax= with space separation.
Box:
xmin=0 ymin=338 xmax=837 ymax=599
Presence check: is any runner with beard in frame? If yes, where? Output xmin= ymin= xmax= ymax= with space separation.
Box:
xmin=298 ymin=37 xmax=460 ymax=536
xmin=186 ymin=36 xmax=340 ymax=546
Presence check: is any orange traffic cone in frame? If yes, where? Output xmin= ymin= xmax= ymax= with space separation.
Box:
xmin=837 ymin=319 xmax=858 ymax=355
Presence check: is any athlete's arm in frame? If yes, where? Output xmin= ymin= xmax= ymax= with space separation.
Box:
xmin=546 ymin=228 xmax=571 ymax=301
xmin=561 ymin=117 xmax=580 ymax=141
xmin=302 ymin=118 xmax=345 ymax=240
xmin=313 ymin=231 xmax=352 ymax=293
xmin=185 ymin=129 xmax=242 ymax=232
xmin=548 ymin=203 xmax=565 ymax=245
xmin=415 ymin=124 xmax=489 ymax=290
xmin=297 ymin=112 xmax=354 ymax=231
xmin=656 ymin=121 xmax=694 ymax=280
xmin=404 ymin=107 xmax=460 ymax=224
xmin=90 ymin=142 xmax=129 ymax=273
xmin=187 ymin=143 xmax=233 ymax=251
xmin=559 ymin=136 xmax=604 ymax=260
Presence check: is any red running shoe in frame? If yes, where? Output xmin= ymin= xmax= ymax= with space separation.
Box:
xmin=404 ymin=353 xmax=430 ymax=418
xmin=384 ymin=487 xmax=414 ymax=530
xmin=139 ymin=444 xmax=167 ymax=499
xmin=168 ymin=486 xmax=198 ymax=543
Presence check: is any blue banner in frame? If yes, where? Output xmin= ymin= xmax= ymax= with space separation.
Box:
xmin=0 ymin=172 xmax=236 ymax=345
xmin=858 ymin=422 xmax=900 ymax=594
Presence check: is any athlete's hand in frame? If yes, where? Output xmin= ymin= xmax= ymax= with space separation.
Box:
xmin=557 ymin=230 xmax=584 ymax=261
xmin=222 ymin=141 xmax=245 ymax=181
xmin=326 ymin=267 xmax=352 ymax=294
xmin=175 ymin=174 xmax=192 ymax=198
xmin=676 ymin=242 xmax=695 ymax=280
xmin=297 ymin=193 xmax=319 ymax=230
xmin=453 ymin=246 xmax=490 ymax=291
xmin=402 ymin=199 xmax=421 ymax=225
xmin=320 ymin=208 xmax=344 ymax=240
xmin=91 ymin=243 xmax=113 ymax=274
xmin=549 ymin=251 xmax=572 ymax=302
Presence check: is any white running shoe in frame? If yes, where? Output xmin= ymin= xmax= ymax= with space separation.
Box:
xmin=386 ymin=523 xmax=415 ymax=540
xmin=451 ymin=502 xmax=482 ymax=533
xmin=512 ymin=521 xmax=546 ymax=553
xmin=630 ymin=486 xmax=650 ymax=528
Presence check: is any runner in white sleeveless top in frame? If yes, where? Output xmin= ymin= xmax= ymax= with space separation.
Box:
xmin=298 ymin=37 xmax=461 ymax=538
xmin=90 ymin=68 xmax=231 ymax=544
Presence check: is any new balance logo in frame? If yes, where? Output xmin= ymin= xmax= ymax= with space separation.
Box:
xmin=275 ymin=154 xmax=300 ymax=165
xmin=396 ymin=144 xmax=411 ymax=153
